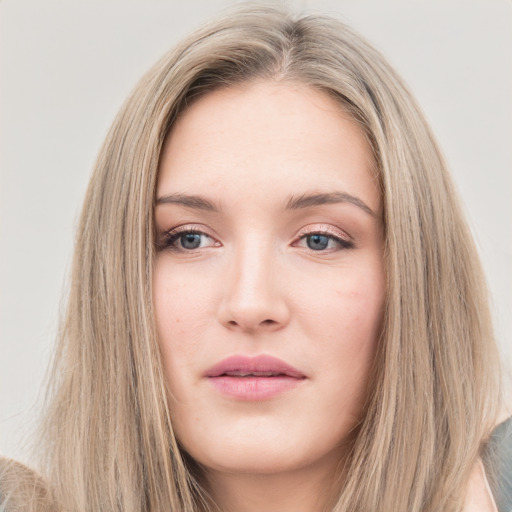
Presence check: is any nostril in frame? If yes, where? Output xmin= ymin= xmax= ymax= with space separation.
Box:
xmin=219 ymin=295 xmax=291 ymax=332
xmin=226 ymin=318 xmax=277 ymax=330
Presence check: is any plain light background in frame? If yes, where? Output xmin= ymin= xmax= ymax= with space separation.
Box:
xmin=1 ymin=0 xmax=511 ymax=463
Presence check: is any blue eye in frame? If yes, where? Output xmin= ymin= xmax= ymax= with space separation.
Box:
xmin=179 ymin=233 xmax=203 ymax=249
xmin=306 ymin=234 xmax=330 ymax=251
xmin=161 ymin=230 xmax=217 ymax=251
xmin=295 ymin=231 xmax=353 ymax=252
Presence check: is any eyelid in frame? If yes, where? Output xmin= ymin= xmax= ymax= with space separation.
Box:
xmin=164 ymin=223 xmax=217 ymax=238
xmin=291 ymin=223 xmax=355 ymax=253
xmin=294 ymin=224 xmax=353 ymax=243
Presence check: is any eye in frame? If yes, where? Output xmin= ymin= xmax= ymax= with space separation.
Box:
xmin=175 ymin=232 xmax=210 ymax=250
xmin=305 ymin=234 xmax=332 ymax=251
xmin=293 ymin=227 xmax=354 ymax=252
xmin=159 ymin=227 xmax=219 ymax=252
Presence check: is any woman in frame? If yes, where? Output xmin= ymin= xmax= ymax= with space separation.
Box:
xmin=1 ymin=4 xmax=508 ymax=512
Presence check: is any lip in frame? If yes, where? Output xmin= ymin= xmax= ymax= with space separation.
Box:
xmin=205 ymin=354 xmax=306 ymax=401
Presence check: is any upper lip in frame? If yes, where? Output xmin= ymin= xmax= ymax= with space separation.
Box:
xmin=205 ymin=354 xmax=306 ymax=379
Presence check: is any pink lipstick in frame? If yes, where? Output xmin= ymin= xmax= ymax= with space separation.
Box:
xmin=205 ymin=355 xmax=306 ymax=400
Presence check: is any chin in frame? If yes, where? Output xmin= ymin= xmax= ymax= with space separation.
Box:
xmin=204 ymin=447 xmax=301 ymax=475
xmin=179 ymin=425 xmax=346 ymax=477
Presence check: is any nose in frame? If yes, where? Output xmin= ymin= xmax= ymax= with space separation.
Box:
xmin=217 ymin=243 xmax=291 ymax=333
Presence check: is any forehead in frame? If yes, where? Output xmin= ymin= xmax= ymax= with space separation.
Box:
xmin=157 ymin=81 xmax=380 ymax=215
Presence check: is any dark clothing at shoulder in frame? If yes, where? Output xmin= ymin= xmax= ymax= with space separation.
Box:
xmin=486 ymin=416 xmax=512 ymax=512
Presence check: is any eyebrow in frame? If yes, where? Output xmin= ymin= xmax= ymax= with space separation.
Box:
xmin=285 ymin=192 xmax=376 ymax=217
xmin=155 ymin=193 xmax=221 ymax=212
xmin=155 ymin=191 xmax=376 ymax=217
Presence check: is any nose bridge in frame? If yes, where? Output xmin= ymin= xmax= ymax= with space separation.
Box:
xmin=233 ymin=238 xmax=273 ymax=301
xmin=219 ymin=235 xmax=289 ymax=331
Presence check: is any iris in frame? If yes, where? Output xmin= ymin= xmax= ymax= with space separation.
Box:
xmin=180 ymin=233 xmax=202 ymax=249
xmin=307 ymin=234 xmax=329 ymax=251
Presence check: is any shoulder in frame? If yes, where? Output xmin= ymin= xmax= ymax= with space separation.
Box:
xmin=463 ymin=416 xmax=512 ymax=512
xmin=484 ymin=416 xmax=512 ymax=512
xmin=0 ymin=457 xmax=57 ymax=512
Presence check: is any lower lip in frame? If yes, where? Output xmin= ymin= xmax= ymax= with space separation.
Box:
xmin=208 ymin=376 xmax=303 ymax=400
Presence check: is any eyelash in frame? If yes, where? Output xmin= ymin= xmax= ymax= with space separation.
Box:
xmin=158 ymin=225 xmax=354 ymax=253
xmin=293 ymin=226 xmax=354 ymax=252
xmin=158 ymin=225 xmax=218 ymax=252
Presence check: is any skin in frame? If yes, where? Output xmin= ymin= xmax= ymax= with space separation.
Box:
xmin=463 ymin=461 xmax=498 ymax=512
xmin=153 ymin=81 xmax=385 ymax=512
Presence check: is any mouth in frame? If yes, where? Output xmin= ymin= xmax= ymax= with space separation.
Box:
xmin=205 ymin=355 xmax=306 ymax=400
xmin=221 ymin=371 xmax=291 ymax=377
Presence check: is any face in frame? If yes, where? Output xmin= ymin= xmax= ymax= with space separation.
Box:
xmin=154 ymin=81 xmax=385 ymax=479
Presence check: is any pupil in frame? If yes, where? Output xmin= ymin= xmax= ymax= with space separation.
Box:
xmin=181 ymin=233 xmax=201 ymax=249
xmin=307 ymin=234 xmax=329 ymax=250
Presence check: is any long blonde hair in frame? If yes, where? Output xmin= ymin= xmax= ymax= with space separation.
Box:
xmin=17 ymin=5 xmax=501 ymax=511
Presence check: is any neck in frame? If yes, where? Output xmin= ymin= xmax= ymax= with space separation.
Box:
xmin=204 ymin=453 xmax=344 ymax=512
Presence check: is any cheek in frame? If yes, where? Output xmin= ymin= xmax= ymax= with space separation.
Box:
xmin=303 ymin=263 xmax=385 ymax=342
xmin=153 ymin=261 xmax=214 ymax=385
xmin=341 ymin=286 xmax=384 ymax=343
xmin=306 ymin=265 xmax=385 ymax=396
xmin=154 ymin=258 xmax=216 ymax=331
